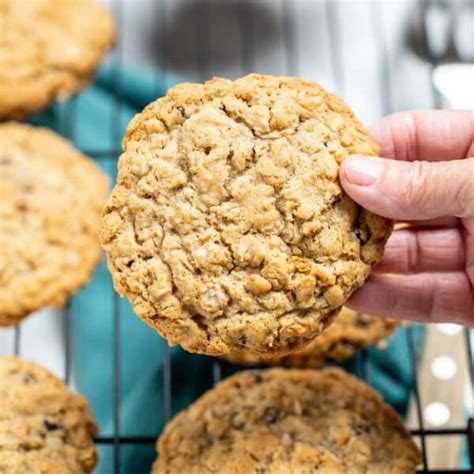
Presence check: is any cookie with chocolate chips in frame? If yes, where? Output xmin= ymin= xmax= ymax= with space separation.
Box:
xmin=223 ymin=307 xmax=399 ymax=367
xmin=152 ymin=368 xmax=420 ymax=473
xmin=0 ymin=0 xmax=115 ymax=119
xmin=102 ymin=74 xmax=392 ymax=357
xmin=0 ymin=356 xmax=98 ymax=473
xmin=0 ymin=122 xmax=109 ymax=325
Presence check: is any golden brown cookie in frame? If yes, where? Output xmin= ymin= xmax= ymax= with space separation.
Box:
xmin=0 ymin=356 xmax=98 ymax=474
xmin=0 ymin=0 xmax=115 ymax=119
xmin=0 ymin=122 xmax=109 ymax=325
xmin=102 ymin=74 xmax=392 ymax=357
xmin=153 ymin=367 xmax=420 ymax=473
xmin=224 ymin=307 xmax=398 ymax=367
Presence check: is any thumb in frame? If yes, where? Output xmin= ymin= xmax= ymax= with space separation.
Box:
xmin=339 ymin=155 xmax=474 ymax=220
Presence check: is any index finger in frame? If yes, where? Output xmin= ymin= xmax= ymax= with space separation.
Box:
xmin=370 ymin=110 xmax=474 ymax=162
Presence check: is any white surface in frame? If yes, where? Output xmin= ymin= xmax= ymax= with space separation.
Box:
xmin=437 ymin=323 xmax=464 ymax=336
xmin=424 ymin=401 xmax=452 ymax=427
xmin=430 ymin=355 xmax=457 ymax=381
xmin=433 ymin=63 xmax=474 ymax=109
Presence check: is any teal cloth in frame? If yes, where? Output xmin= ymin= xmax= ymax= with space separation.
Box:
xmin=30 ymin=63 xmax=425 ymax=474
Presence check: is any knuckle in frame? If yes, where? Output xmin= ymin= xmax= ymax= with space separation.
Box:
xmin=453 ymin=164 xmax=474 ymax=217
xmin=402 ymin=161 xmax=432 ymax=217
xmin=405 ymin=232 xmax=420 ymax=273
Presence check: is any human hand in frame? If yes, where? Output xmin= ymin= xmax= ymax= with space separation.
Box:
xmin=339 ymin=110 xmax=474 ymax=326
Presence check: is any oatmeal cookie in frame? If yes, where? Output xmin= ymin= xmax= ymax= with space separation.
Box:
xmin=0 ymin=0 xmax=115 ymax=119
xmin=0 ymin=356 xmax=98 ymax=474
xmin=102 ymin=74 xmax=392 ymax=356
xmin=153 ymin=368 xmax=420 ymax=473
xmin=223 ymin=307 xmax=398 ymax=367
xmin=0 ymin=122 xmax=109 ymax=325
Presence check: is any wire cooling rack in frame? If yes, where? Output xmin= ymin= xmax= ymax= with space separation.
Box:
xmin=4 ymin=0 xmax=474 ymax=473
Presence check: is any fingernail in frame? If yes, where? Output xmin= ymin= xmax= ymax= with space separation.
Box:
xmin=343 ymin=156 xmax=384 ymax=186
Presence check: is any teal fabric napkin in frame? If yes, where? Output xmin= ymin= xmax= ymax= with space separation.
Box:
xmin=30 ymin=63 xmax=425 ymax=474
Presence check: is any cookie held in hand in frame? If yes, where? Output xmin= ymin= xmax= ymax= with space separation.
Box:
xmin=153 ymin=368 xmax=421 ymax=473
xmin=102 ymin=74 xmax=392 ymax=356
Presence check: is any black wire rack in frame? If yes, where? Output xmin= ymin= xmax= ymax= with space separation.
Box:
xmin=4 ymin=0 xmax=474 ymax=473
